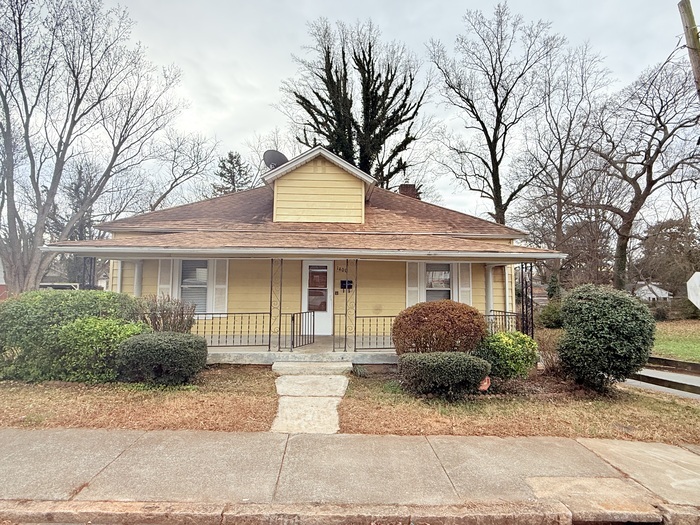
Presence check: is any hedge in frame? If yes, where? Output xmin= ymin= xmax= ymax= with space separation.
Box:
xmin=116 ymin=332 xmax=208 ymax=386
xmin=398 ymin=352 xmax=491 ymax=400
xmin=0 ymin=290 xmax=142 ymax=381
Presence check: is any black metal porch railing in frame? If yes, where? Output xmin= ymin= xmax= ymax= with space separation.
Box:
xmin=192 ymin=311 xmax=315 ymax=350
xmin=196 ymin=310 xmax=527 ymax=350
xmin=333 ymin=313 xmax=395 ymax=351
xmin=191 ymin=312 xmax=270 ymax=347
xmin=355 ymin=315 xmax=395 ymax=350
xmin=287 ymin=311 xmax=315 ymax=349
xmin=333 ymin=311 xmax=529 ymax=352
xmin=485 ymin=310 xmax=520 ymax=333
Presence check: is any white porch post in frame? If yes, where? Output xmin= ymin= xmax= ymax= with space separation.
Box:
xmin=484 ymin=264 xmax=494 ymax=315
xmin=117 ymin=261 xmax=123 ymax=293
xmin=133 ymin=260 xmax=143 ymax=297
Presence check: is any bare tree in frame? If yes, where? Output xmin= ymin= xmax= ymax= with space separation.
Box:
xmin=148 ymin=130 xmax=217 ymax=211
xmin=514 ymin=43 xmax=609 ymax=283
xmin=282 ymin=19 xmax=429 ymax=188
xmin=583 ymin=57 xmax=700 ymax=289
xmin=0 ymin=0 xmax=181 ymax=293
xmin=429 ymin=3 xmax=566 ymax=224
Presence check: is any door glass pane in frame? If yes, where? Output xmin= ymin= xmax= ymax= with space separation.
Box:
xmin=308 ymin=289 xmax=328 ymax=312
xmin=308 ymin=265 xmax=327 ymax=288
xmin=308 ymin=265 xmax=328 ymax=312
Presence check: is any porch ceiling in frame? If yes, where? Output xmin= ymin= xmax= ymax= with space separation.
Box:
xmin=43 ymin=231 xmax=565 ymax=261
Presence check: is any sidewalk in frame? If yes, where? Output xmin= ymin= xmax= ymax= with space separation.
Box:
xmin=1 ymin=428 xmax=700 ymax=524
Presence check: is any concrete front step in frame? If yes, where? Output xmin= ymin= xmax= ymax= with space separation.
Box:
xmin=275 ymin=375 xmax=349 ymax=397
xmin=208 ymin=351 xmax=397 ymax=365
xmin=272 ymin=361 xmax=354 ymax=376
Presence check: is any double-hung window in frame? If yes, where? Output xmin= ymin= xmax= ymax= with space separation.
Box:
xmin=180 ymin=260 xmax=209 ymax=313
xmin=425 ymin=263 xmax=451 ymax=301
xmin=159 ymin=259 xmax=228 ymax=314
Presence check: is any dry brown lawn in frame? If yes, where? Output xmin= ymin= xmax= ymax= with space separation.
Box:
xmin=0 ymin=365 xmax=277 ymax=432
xmin=339 ymin=373 xmax=700 ymax=445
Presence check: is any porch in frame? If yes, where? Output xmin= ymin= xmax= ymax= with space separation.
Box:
xmin=194 ymin=308 xmax=531 ymax=365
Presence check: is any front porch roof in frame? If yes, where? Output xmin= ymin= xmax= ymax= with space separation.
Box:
xmin=44 ymin=230 xmax=565 ymax=261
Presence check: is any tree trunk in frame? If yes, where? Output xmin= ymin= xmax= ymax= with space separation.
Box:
xmin=613 ymin=221 xmax=633 ymax=290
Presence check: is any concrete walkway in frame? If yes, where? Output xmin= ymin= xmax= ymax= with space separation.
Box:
xmin=269 ymin=362 xmax=351 ymax=434
xmin=1 ymin=428 xmax=699 ymax=524
xmin=629 ymin=368 xmax=700 ymax=400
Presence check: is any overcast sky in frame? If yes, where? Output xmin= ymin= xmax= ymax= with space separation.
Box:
xmin=103 ymin=0 xmax=688 ymax=216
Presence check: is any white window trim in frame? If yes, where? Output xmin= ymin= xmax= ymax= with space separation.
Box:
xmin=172 ymin=259 xmax=228 ymax=316
xmin=406 ymin=262 xmax=461 ymax=305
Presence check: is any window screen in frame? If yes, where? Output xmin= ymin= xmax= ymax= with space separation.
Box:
xmin=181 ymin=260 xmax=208 ymax=313
xmin=426 ymin=263 xmax=450 ymax=301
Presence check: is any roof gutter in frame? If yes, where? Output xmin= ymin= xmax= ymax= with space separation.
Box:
xmin=42 ymin=245 xmax=566 ymax=261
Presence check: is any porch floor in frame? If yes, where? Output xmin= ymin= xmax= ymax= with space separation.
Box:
xmin=207 ymin=337 xmax=398 ymax=365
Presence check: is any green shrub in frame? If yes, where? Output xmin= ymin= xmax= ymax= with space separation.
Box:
xmin=558 ymin=284 xmax=655 ymax=392
xmin=536 ymin=301 xmax=563 ymax=329
xmin=56 ymin=317 xmax=149 ymax=383
xmin=398 ymin=352 xmax=491 ymax=400
xmin=140 ymin=294 xmax=196 ymax=332
xmin=474 ymin=331 xmax=538 ymax=380
xmin=392 ymin=300 xmax=487 ymax=355
xmin=116 ymin=332 xmax=207 ymax=386
xmin=0 ymin=290 xmax=142 ymax=381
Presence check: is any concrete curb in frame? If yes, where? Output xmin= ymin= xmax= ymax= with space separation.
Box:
xmin=7 ymin=499 xmax=700 ymax=524
xmin=0 ymin=499 xmax=577 ymax=525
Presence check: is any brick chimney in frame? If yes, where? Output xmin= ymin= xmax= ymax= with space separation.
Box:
xmin=398 ymin=184 xmax=421 ymax=200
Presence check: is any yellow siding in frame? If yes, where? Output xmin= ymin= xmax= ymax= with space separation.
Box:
xmin=493 ymin=266 xmax=506 ymax=311
xmin=109 ymin=261 xmax=119 ymax=292
xmin=228 ymin=259 xmax=302 ymax=314
xmin=469 ymin=264 xmax=512 ymax=314
xmin=120 ymin=262 xmax=135 ymax=296
xmin=330 ymin=260 xmax=406 ymax=316
xmin=358 ymin=261 xmax=406 ymax=316
xmin=472 ymin=264 xmax=486 ymax=313
xmin=142 ymin=260 xmax=159 ymax=296
xmin=273 ymin=157 xmax=365 ymax=223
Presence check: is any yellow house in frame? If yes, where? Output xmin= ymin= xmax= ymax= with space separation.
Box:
xmin=47 ymin=146 xmax=563 ymax=360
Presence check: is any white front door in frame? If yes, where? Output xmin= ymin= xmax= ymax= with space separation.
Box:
xmin=302 ymin=260 xmax=334 ymax=336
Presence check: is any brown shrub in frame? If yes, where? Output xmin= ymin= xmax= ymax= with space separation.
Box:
xmin=535 ymin=328 xmax=562 ymax=375
xmin=392 ymin=300 xmax=487 ymax=355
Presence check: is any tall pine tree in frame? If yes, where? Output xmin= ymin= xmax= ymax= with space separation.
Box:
xmin=284 ymin=20 xmax=427 ymax=188
xmin=211 ymin=152 xmax=253 ymax=195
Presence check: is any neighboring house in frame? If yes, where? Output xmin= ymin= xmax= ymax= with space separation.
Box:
xmin=47 ymin=146 xmax=564 ymax=354
xmin=630 ymin=282 xmax=673 ymax=302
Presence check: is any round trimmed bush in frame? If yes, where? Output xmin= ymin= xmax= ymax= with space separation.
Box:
xmin=558 ymin=284 xmax=655 ymax=391
xmin=116 ymin=332 xmax=208 ymax=386
xmin=398 ymin=352 xmax=491 ymax=400
xmin=0 ymin=290 xmax=142 ymax=381
xmin=392 ymin=300 xmax=487 ymax=355
xmin=474 ymin=331 xmax=538 ymax=380
xmin=57 ymin=317 xmax=149 ymax=383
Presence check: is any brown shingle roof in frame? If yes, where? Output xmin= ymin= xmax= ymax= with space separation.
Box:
xmin=49 ymin=231 xmax=560 ymax=260
xmin=99 ymin=187 xmax=526 ymax=238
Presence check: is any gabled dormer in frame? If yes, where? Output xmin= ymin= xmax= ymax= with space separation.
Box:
xmin=262 ymin=146 xmax=375 ymax=224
